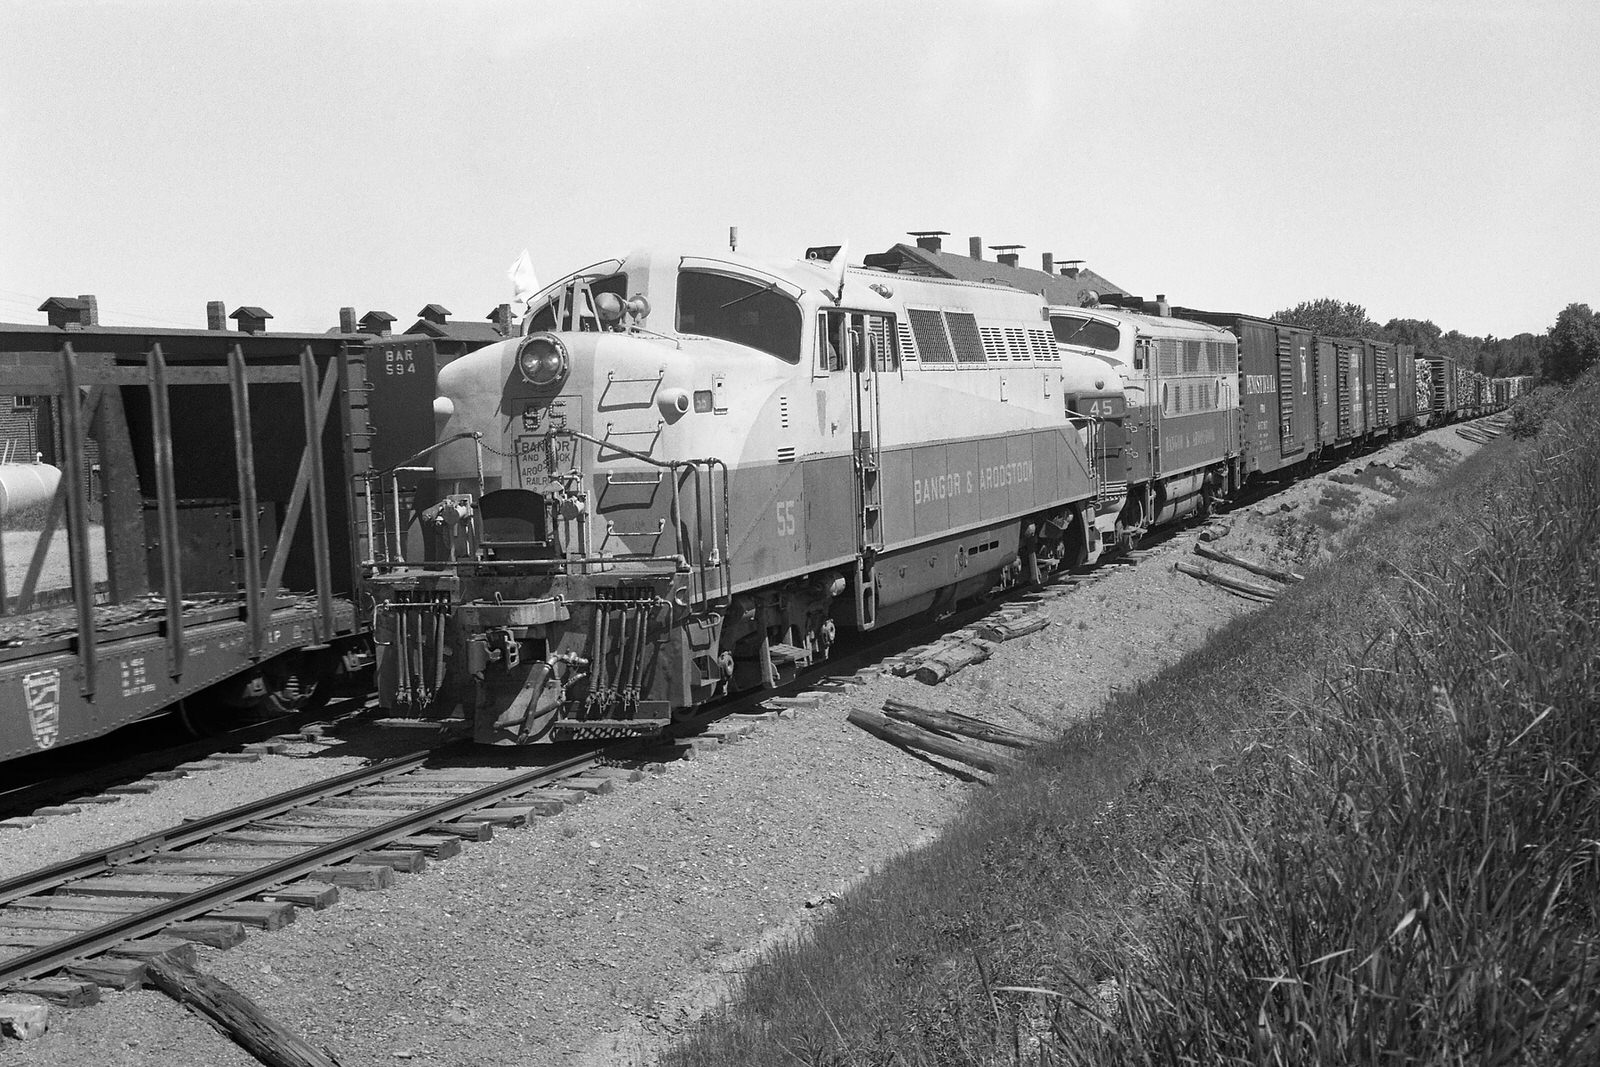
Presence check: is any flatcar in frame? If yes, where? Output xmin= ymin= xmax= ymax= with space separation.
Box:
xmin=367 ymin=248 xmax=1124 ymax=743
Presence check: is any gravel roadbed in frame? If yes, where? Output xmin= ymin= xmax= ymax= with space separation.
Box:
xmin=1 ymin=424 xmax=1485 ymax=1066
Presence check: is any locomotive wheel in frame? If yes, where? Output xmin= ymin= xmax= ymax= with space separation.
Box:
xmin=179 ymin=652 xmax=333 ymax=737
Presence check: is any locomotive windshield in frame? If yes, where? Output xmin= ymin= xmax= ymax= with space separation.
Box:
xmin=1051 ymin=314 xmax=1122 ymax=353
xmin=527 ymin=272 xmax=630 ymax=332
xmin=675 ymin=268 xmax=802 ymax=364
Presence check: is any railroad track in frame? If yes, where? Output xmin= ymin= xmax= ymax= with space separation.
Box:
xmin=0 ymin=742 xmax=660 ymax=999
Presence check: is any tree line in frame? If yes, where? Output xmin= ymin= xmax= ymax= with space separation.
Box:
xmin=1270 ymin=298 xmax=1599 ymax=384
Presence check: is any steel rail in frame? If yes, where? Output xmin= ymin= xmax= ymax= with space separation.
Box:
xmin=0 ymin=750 xmax=439 ymax=908
xmin=0 ymin=748 xmax=606 ymax=986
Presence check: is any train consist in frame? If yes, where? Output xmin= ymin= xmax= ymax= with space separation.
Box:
xmin=362 ymin=247 xmax=1514 ymax=745
xmin=1 ymin=245 xmax=1519 ymax=762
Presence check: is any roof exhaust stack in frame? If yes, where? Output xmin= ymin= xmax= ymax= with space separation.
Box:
xmin=908 ymin=230 xmax=947 ymax=253
xmin=991 ymin=244 xmax=1023 ymax=269
xmin=969 ymin=236 xmax=983 ymax=259
xmin=1156 ymin=294 xmax=1170 ymax=317
xmin=78 ymin=295 xmax=99 ymax=327
xmin=206 ymin=300 xmax=226 ymax=331
xmin=1060 ymin=259 xmax=1084 ymax=278
xmin=339 ymin=307 xmax=357 ymax=333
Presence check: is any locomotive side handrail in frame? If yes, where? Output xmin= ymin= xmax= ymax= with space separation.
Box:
xmin=553 ymin=427 xmax=731 ymax=605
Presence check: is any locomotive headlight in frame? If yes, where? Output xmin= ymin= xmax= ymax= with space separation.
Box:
xmin=516 ymin=333 xmax=568 ymax=386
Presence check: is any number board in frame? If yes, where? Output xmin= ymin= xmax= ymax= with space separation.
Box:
xmin=515 ymin=398 xmax=578 ymax=486
xmin=367 ymin=338 xmax=439 ymax=470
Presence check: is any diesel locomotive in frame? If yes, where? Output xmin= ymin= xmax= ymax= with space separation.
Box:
xmin=367 ymin=248 xmax=1126 ymax=743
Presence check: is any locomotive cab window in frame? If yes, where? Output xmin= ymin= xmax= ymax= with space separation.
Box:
xmin=676 ymin=269 xmax=802 ymax=364
xmin=819 ymin=311 xmax=896 ymax=374
xmin=1050 ymin=314 xmax=1122 ymax=354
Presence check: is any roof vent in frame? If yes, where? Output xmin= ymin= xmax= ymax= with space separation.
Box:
xmin=907 ymin=230 xmax=948 ymax=253
xmin=230 ymin=306 xmax=272 ymax=334
xmin=418 ymin=303 xmax=450 ymax=326
xmin=359 ymin=310 xmax=396 ymax=337
xmin=1060 ymin=259 xmax=1085 ymax=278
xmin=990 ymin=244 xmax=1024 ymax=269
xmin=487 ymin=304 xmax=513 ymax=335
xmin=38 ymin=296 xmax=91 ymax=329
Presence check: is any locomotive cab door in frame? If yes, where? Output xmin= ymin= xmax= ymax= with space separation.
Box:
xmin=821 ymin=309 xmax=888 ymax=629
xmin=847 ymin=315 xmax=886 ymax=552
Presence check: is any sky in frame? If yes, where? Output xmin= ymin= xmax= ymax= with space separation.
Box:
xmin=1 ymin=0 xmax=1594 ymax=339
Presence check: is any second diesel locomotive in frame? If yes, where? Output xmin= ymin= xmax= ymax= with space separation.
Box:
xmin=369 ymin=249 xmax=1125 ymax=743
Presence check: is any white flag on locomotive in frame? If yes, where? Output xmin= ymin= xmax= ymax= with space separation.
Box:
xmin=508 ymin=250 xmax=539 ymax=317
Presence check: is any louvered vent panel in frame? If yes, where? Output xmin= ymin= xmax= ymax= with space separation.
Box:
xmin=871 ymin=317 xmax=893 ymax=370
xmin=1158 ymin=339 xmax=1181 ymax=377
xmin=1029 ymin=329 xmax=1054 ymax=359
xmin=1182 ymin=340 xmax=1202 ymax=373
xmin=980 ymin=327 xmax=1007 ymax=361
xmin=1222 ymin=342 xmax=1239 ymax=375
xmin=944 ymin=311 xmax=985 ymax=363
xmin=779 ymin=394 xmax=790 ymax=429
xmin=908 ymin=309 xmax=951 ymax=362
xmin=777 ymin=446 xmax=796 ymax=463
xmin=997 ymin=328 xmax=1018 ymax=359
xmin=898 ymin=319 xmax=918 ymax=362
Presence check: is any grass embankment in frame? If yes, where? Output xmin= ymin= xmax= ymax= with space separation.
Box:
xmin=667 ymin=373 xmax=1600 ymax=1066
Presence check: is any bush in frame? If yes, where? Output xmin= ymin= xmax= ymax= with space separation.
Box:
xmin=1506 ymin=385 xmax=1561 ymax=439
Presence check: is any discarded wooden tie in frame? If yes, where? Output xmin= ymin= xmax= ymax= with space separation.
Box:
xmin=914 ymin=638 xmax=996 ymax=685
xmin=881 ymin=698 xmax=1042 ymax=749
xmin=847 ymin=707 xmax=1013 ymax=775
xmin=972 ymin=613 xmax=1050 ymax=643
xmin=144 ymin=957 xmax=341 ymax=1067
xmin=1193 ymin=543 xmax=1304 ymax=583
xmin=1174 ymin=560 xmax=1277 ymax=602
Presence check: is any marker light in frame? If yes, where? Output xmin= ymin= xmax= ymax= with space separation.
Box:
xmin=517 ymin=333 xmax=568 ymax=386
xmin=594 ymin=292 xmax=625 ymax=323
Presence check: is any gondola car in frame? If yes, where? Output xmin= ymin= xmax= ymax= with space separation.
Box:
xmin=0 ymin=322 xmax=371 ymax=760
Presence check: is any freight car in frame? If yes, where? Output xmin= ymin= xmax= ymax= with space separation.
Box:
xmin=366 ymin=248 xmax=1124 ymax=743
xmin=0 ymin=322 xmax=371 ymax=760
